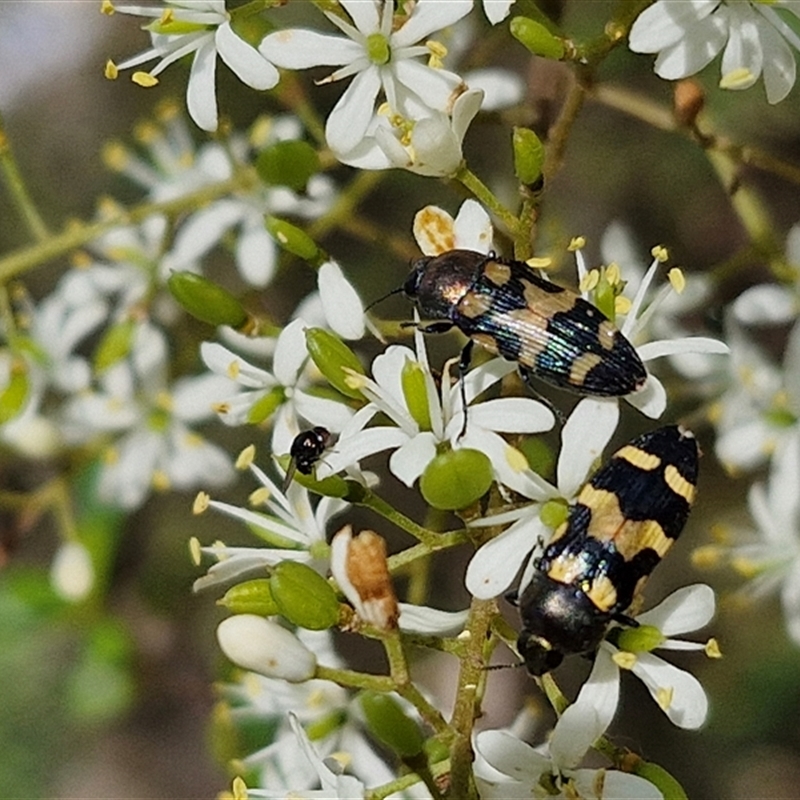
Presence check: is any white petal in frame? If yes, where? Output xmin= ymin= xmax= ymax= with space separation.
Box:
xmin=391 ymin=0 xmax=473 ymax=48
xmin=652 ymin=10 xmax=728 ymax=80
xmin=637 ymin=584 xmax=716 ymax=634
xmin=187 ymin=37 xmax=219 ymax=132
xmin=215 ymin=21 xmax=279 ymax=89
xmin=259 ymin=29 xmax=363 ymax=68
xmin=318 ymin=261 xmax=365 ymax=339
xmin=626 ymin=374 xmax=666 ymax=418
xmin=273 ymin=318 xmax=308 ymax=386
xmin=758 ymin=13 xmax=797 ymax=103
xmin=557 ymin=399 xmax=619 ymax=497
xmin=293 ymin=390 xmax=354 ymax=433
xmin=474 ymin=729 xmax=549 ymax=782
xmin=319 ymin=426 xmax=410 ymax=476
xmin=721 ymin=5 xmax=763 ymax=85
xmin=781 ymin=558 xmax=800 ymax=645
xmin=482 ymin=0 xmax=515 ymax=26
xmin=629 ymin=0 xmax=720 ymax=53
xmin=452 ymin=199 xmax=493 ymax=253
xmin=168 ymin=199 xmax=245 ymax=266
xmin=550 ymin=649 xmax=620 ymax=770
xmin=467 ymin=397 xmax=555 ymax=434
xmin=326 ymin=67 xmax=382 ymax=155
xmin=637 ymin=336 xmax=729 ymax=362
xmin=173 ymin=373 xmax=238 ymax=421
xmin=715 ymin=419 xmax=773 ymax=472
xmin=464 ymin=68 xmax=521 ymax=111
xmin=465 ymin=518 xmax=536 ymax=599
xmin=389 ymin=431 xmax=437 ymax=486
xmin=733 ymin=280 xmax=795 ymax=325
xmin=391 ymin=59 xmax=463 ymax=113
xmin=630 ymin=652 xmax=708 ymax=729
xmin=570 ymin=769 xmax=665 ymax=800
xmin=236 ymin=221 xmax=277 ymax=287
xmin=397 ymin=603 xmax=469 ymax=635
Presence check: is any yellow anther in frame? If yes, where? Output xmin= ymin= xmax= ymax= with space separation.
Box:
xmin=720 ymin=67 xmax=756 ymax=90
xmin=710 ymin=522 xmax=731 ymax=544
xmin=104 ymin=59 xmax=119 ymax=80
xmin=152 ymin=469 xmax=171 ymax=492
xmin=211 ymin=402 xmax=230 ymax=415
xmin=568 ymin=236 xmax=586 ymax=251
xmin=193 ymin=492 xmax=211 ymax=515
xmin=101 ymin=140 xmax=128 ymax=170
xmin=605 ymin=262 xmax=621 ymax=285
xmin=101 ymin=0 xmax=115 ymax=14
xmin=343 ymin=368 xmax=368 ymax=390
xmin=651 ymin=244 xmax=669 ymax=263
xmin=155 ymin=390 xmax=173 ymax=412
xmin=505 ymin=444 xmax=530 ymax=473
xmin=526 ymin=256 xmax=553 ymax=269
xmin=236 ymin=444 xmax=256 ymax=469
xmin=188 ymin=535 xmax=203 ymax=564
xmin=668 ymin=267 xmax=686 ymax=293
xmin=231 ymin=776 xmax=249 ymax=800
xmin=249 ymin=486 xmax=270 ymax=506
xmin=612 ymin=651 xmax=637 ymax=670
xmin=132 ymin=71 xmax=159 ymax=88
xmin=579 ymin=269 xmax=600 ymax=293
xmin=103 ymin=446 xmax=119 ymax=465
xmin=731 ymin=555 xmax=762 ymax=578
xmin=615 ymin=295 xmax=632 ymax=315
xmin=226 ymin=360 xmax=241 ymax=380
xmin=705 ymin=638 xmax=722 ymax=659
xmin=691 ymin=544 xmax=722 ymax=569
xmin=160 ymin=8 xmax=174 ymax=25
xmin=426 ymin=39 xmax=447 ymax=69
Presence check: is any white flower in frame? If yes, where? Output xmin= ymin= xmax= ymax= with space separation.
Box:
xmin=629 ymin=0 xmax=800 ymax=104
xmin=336 ymin=87 xmax=484 ymax=176
xmin=316 ymin=325 xmax=554 ymax=488
xmin=574 ymin=243 xmax=729 ymax=419
xmin=413 ymin=198 xmax=495 ymax=256
xmin=549 ymin=584 xmax=716 ymax=770
xmin=50 ymin=541 xmax=95 ymax=603
xmin=62 ymin=322 xmax=235 ymax=509
xmin=259 ymin=0 xmax=472 ymax=158
xmin=105 ymin=110 xmax=335 ymax=287
xmin=221 ymin=630 xmax=398 ymax=793
xmin=465 ymin=397 xmax=620 ymax=599
xmin=244 ymin=713 xmax=367 ymax=799
xmin=474 ymin=728 xmax=663 ymax=799
xmin=105 ymin=0 xmax=279 ymax=130
xmin=725 ymin=440 xmax=800 ymax=644
xmin=481 ymin=0 xmax=515 ymax=26
xmin=192 ymin=448 xmax=348 ymax=591
xmin=201 ymin=318 xmax=354 ymax=454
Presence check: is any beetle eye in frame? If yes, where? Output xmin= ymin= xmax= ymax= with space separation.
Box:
xmin=404 ymin=259 xmax=428 ymax=297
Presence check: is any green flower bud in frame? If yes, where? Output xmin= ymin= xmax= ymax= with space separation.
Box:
xmin=616 ymin=623 xmax=666 ymax=653
xmin=513 ymin=127 xmax=545 ymax=187
xmin=256 ymin=140 xmax=321 ymax=192
xmin=216 ymin=615 xmax=317 ymax=682
xmin=305 ymin=327 xmax=365 ymax=400
xmin=420 ymin=448 xmax=493 ymax=510
xmin=218 ymin=579 xmax=279 ymax=616
xmin=0 ymin=365 xmax=29 ymax=424
xmin=401 ymin=359 xmax=431 ymax=431
xmin=269 ymin=561 xmax=340 ymax=630
xmin=510 ymin=17 xmax=565 ymax=59
xmin=632 ymin=760 xmax=689 ymax=800
xmin=540 ymin=498 xmax=569 ymax=530
xmin=167 ymin=271 xmax=248 ymax=328
xmin=246 ymin=386 xmax=286 ymax=424
xmin=360 ymin=691 xmax=425 ymax=757
xmin=94 ymin=319 xmax=136 ymax=373
xmin=765 ymin=407 xmax=797 ymax=428
xmin=265 ymin=216 xmax=320 ymax=262
xmin=593 ymin=273 xmax=617 ymax=322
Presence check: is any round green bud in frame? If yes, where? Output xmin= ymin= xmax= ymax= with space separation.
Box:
xmin=616 ymin=623 xmax=666 ymax=653
xmin=256 ymin=140 xmax=320 ymax=192
xmin=510 ymin=16 xmax=565 ymax=60
xmin=420 ymin=448 xmax=493 ymax=510
xmin=540 ymin=498 xmax=569 ymax=530
xmin=360 ymin=691 xmax=425 ymax=758
xmin=269 ymin=561 xmax=340 ymax=630
xmin=513 ymin=127 xmax=545 ymax=186
xmin=218 ymin=579 xmax=279 ymax=616
xmin=265 ymin=216 xmax=320 ymax=261
xmin=94 ymin=319 xmax=135 ymax=373
xmin=305 ymin=327 xmax=366 ymax=400
xmin=167 ymin=271 xmax=248 ymax=328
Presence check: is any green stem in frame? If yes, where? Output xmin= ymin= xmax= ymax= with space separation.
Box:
xmin=448 ymin=597 xmax=496 ymax=800
xmin=358 ymin=489 xmax=452 ymax=547
xmin=454 ymin=165 xmax=520 ymax=237
xmin=0 ymin=172 xmax=250 ymax=283
xmin=307 ymin=170 xmax=384 ymax=241
xmin=385 ymin=531 xmax=468 ymax=573
xmin=368 ymin=759 xmax=451 ymax=800
xmin=315 ymin=664 xmax=394 ymax=692
xmin=0 ymin=112 xmax=49 ymax=242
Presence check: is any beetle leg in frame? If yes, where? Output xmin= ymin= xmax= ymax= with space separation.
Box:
xmin=517 ymin=365 xmax=565 ymax=425
xmin=403 ymin=320 xmax=455 ymax=334
xmin=456 ymin=340 xmax=474 ymax=438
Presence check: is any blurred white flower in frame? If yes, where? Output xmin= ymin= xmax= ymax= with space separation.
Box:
xmin=105 ymin=0 xmax=279 ymax=130
xmin=50 ymin=541 xmax=95 ymax=603
xmin=629 ymin=0 xmax=800 ymax=104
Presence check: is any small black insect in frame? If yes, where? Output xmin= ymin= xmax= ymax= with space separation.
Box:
xmin=515 ymin=425 xmax=699 ymax=676
xmin=282 ymin=427 xmax=333 ymax=491
xmin=397 ymin=249 xmax=647 ymax=405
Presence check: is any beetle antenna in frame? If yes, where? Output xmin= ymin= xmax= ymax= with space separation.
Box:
xmin=364 ymin=285 xmax=405 ymax=314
